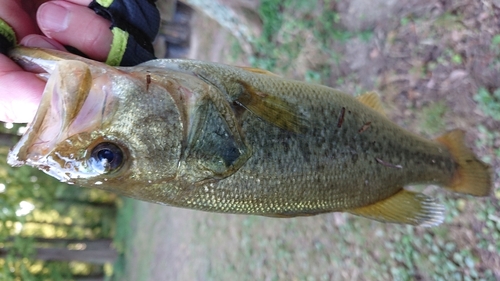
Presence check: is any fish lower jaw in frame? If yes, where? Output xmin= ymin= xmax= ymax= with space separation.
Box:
xmin=24 ymin=158 xmax=72 ymax=182
xmin=6 ymin=153 xmax=25 ymax=167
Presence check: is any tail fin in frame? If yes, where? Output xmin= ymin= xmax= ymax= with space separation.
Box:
xmin=436 ymin=130 xmax=492 ymax=196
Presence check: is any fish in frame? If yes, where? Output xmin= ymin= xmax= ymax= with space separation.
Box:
xmin=7 ymin=47 xmax=492 ymax=227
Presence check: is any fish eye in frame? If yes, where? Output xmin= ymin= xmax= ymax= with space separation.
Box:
xmin=89 ymin=142 xmax=124 ymax=173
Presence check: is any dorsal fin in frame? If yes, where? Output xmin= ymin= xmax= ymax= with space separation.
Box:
xmin=238 ymin=66 xmax=281 ymax=77
xmin=357 ymin=92 xmax=386 ymax=116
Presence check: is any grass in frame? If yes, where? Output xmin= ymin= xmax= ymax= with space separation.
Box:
xmin=419 ymin=101 xmax=448 ymax=135
xmin=475 ymin=125 xmax=500 ymax=164
xmin=474 ymin=87 xmax=500 ymax=121
xmin=251 ymin=0 xmax=368 ymax=84
xmin=112 ymin=195 xmax=499 ymax=280
xmin=111 ymin=1 xmax=500 ymax=280
xmin=109 ymin=198 xmax=136 ymax=281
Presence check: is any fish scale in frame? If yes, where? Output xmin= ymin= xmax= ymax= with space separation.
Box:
xmin=7 ymin=47 xmax=492 ymax=226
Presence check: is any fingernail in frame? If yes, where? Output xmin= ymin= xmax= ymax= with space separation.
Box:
xmin=21 ymin=35 xmax=62 ymax=50
xmin=38 ymin=3 xmax=69 ymax=33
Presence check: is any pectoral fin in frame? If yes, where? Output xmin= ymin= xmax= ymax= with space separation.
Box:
xmin=356 ymin=92 xmax=386 ymax=116
xmin=347 ymin=189 xmax=444 ymax=227
xmin=236 ymin=80 xmax=306 ymax=133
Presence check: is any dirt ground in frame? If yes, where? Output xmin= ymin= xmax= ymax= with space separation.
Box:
xmin=118 ymin=1 xmax=500 ymax=280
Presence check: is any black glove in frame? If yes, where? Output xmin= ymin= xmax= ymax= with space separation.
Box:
xmin=88 ymin=0 xmax=161 ymax=66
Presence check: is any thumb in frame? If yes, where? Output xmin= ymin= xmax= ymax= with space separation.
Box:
xmin=37 ymin=1 xmax=112 ymax=61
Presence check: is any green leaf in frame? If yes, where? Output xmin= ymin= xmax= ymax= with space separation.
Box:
xmin=492 ymin=34 xmax=500 ymax=46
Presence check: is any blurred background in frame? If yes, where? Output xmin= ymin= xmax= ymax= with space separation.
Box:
xmin=1 ymin=0 xmax=499 ymax=280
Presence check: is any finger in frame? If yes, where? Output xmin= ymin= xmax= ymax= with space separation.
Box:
xmin=20 ymin=34 xmax=67 ymax=50
xmin=0 ymin=55 xmax=44 ymax=123
xmin=37 ymin=0 xmax=112 ymax=61
xmin=64 ymin=0 xmax=92 ymax=5
xmin=19 ymin=0 xmax=50 ymax=23
xmin=0 ymin=0 xmax=39 ymax=39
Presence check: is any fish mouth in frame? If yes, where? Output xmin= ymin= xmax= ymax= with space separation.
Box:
xmin=9 ymin=46 xmax=104 ymax=73
xmin=8 ymin=55 xmax=118 ymax=181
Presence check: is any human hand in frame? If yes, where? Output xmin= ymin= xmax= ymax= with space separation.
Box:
xmin=0 ymin=0 xmax=112 ymax=123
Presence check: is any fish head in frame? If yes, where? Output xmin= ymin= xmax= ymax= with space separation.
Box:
xmin=8 ymin=49 xmax=184 ymax=196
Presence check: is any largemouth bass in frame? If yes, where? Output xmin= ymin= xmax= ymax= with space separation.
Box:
xmin=7 ymin=47 xmax=492 ymax=226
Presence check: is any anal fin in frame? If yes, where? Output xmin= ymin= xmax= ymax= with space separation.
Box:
xmin=347 ymin=189 xmax=444 ymax=227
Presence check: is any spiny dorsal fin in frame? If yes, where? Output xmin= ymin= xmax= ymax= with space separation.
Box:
xmin=236 ymin=80 xmax=306 ymax=133
xmin=357 ymin=92 xmax=386 ymax=116
xmin=238 ymin=66 xmax=281 ymax=77
xmin=347 ymin=189 xmax=444 ymax=227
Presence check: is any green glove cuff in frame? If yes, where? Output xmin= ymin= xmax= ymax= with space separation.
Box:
xmin=0 ymin=18 xmax=17 ymax=54
xmin=88 ymin=0 xmax=159 ymax=66
xmin=106 ymin=27 xmax=129 ymax=66
xmin=95 ymin=0 xmax=114 ymax=6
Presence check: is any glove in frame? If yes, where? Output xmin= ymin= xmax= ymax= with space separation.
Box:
xmin=88 ymin=0 xmax=161 ymax=66
xmin=0 ymin=18 xmax=17 ymax=55
xmin=0 ymin=0 xmax=160 ymax=66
